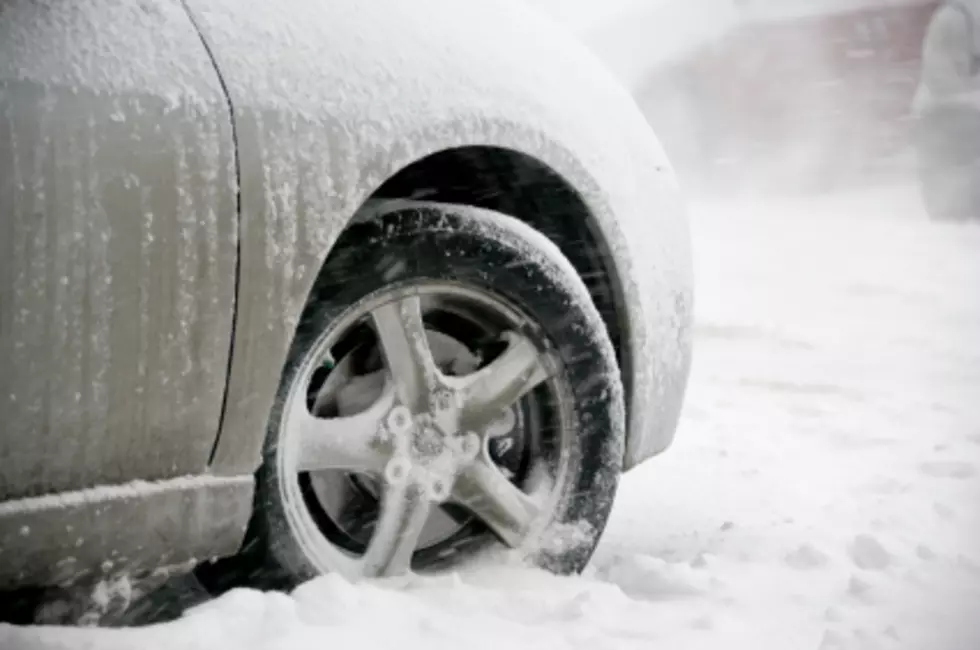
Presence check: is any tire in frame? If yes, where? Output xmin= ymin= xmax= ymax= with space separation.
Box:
xmin=247 ymin=202 xmax=626 ymax=586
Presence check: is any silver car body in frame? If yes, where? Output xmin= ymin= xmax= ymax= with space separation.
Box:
xmin=0 ymin=0 xmax=693 ymax=589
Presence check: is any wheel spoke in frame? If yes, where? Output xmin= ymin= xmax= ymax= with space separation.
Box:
xmin=292 ymin=381 xmax=395 ymax=473
xmin=452 ymin=456 xmax=539 ymax=548
xmin=458 ymin=332 xmax=551 ymax=431
xmin=371 ymin=296 xmax=442 ymax=412
xmin=361 ymin=482 xmax=432 ymax=577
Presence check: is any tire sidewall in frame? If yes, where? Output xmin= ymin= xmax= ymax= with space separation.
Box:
xmin=258 ymin=205 xmax=625 ymax=582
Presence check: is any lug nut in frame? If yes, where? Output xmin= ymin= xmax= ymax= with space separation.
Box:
xmin=384 ymin=457 xmax=411 ymax=485
xmin=386 ymin=406 xmax=413 ymax=436
xmin=427 ymin=476 xmax=450 ymax=502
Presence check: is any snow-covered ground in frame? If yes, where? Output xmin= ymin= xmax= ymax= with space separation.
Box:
xmin=4 ymin=184 xmax=979 ymax=650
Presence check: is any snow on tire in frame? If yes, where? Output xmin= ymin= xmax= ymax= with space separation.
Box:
xmin=247 ymin=202 xmax=626 ymax=585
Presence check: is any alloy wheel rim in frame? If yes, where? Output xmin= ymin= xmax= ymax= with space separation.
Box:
xmin=276 ymin=281 xmax=573 ymax=579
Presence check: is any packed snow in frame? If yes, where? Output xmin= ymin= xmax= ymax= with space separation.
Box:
xmin=3 ymin=184 xmax=978 ymax=649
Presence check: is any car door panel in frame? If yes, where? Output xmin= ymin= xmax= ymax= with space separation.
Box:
xmin=0 ymin=0 xmax=237 ymax=500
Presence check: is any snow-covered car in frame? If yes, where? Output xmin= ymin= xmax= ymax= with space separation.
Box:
xmin=0 ymin=0 xmax=692 ymax=595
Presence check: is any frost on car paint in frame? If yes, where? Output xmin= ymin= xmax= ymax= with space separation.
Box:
xmin=189 ymin=0 xmax=692 ymax=471
xmin=0 ymin=92 xmax=236 ymax=494
xmin=0 ymin=0 xmax=222 ymax=105
xmin=0 ymin=0 xmax=245 ymax=589
xmin=0 ymin=0 xmax=692 ymax=598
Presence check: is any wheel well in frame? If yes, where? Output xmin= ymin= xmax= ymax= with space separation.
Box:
xmin=369 ymin=145 xmax=632 ymax=418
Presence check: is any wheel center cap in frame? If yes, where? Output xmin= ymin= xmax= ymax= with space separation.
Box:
xmin=411 ymin=424 xmax=445 ymax=459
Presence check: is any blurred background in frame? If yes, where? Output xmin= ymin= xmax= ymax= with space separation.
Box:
xmin=527 ymin=0 xmax=938 ymax=196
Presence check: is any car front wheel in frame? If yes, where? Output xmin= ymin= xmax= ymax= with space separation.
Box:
xmin=255 ymin=202 xmax=626 ymax=584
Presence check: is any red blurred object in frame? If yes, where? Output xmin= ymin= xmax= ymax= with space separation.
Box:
xmin=636 ymin=0 xmax=940 ymax=192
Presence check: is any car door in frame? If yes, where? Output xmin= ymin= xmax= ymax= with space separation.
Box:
xmin=0 ymin=0 xmax=237 ymax=500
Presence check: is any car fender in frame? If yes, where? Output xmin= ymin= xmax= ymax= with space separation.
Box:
xmin=187 ymin=0 xmax=693 ymax=475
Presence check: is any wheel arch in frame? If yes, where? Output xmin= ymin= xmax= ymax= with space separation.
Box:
xmin=359 ymin=145 xmax=635 ymax=442
xmin=207 ymin=131 xmax=649 ymax=480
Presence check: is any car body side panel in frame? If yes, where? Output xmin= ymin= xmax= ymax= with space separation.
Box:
xmin=0 ymin=0 xmax=238 ymax=500
xmin=189 ymin=0 xmax=692 ymax=476
xmin=0 ymin=475 xmax=252 ymax=589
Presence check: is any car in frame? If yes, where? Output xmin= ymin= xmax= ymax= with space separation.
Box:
xmin=911 ymin=0 xmax=980 ymax=221
xmin=0 ymin=0 xmax=693 ymax=608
